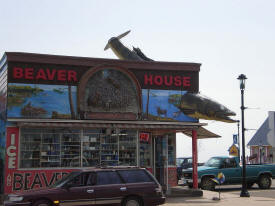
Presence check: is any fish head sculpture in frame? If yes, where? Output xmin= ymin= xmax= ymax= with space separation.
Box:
xmin=169 ymin=93 xmax=237 ymax=123
xmin=181 ymin=93 xmax=237 ymax=123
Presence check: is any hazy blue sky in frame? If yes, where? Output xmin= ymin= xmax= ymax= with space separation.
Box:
xmin=1 ymin=0 xmax=275 ymax=162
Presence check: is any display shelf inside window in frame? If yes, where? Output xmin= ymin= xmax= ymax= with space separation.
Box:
xmin=40 ymin=133 xmax=61 ymax=167
xmin=61 ymin=133 xmax=81 ymax=167
xmin=20 ymin=133 xmax=41 ymax=168
xmin=139 ymin=134 xmax=151 ymax=168
xmin=168 ymin=134 xmax=176 ymax=165
xmin=82 ymin=130 xmax=100 ymax=167
xmin=100 ymin=133 xmax=118 ymax=166
xmin=119 ymin=130 xmax=137 ymax=166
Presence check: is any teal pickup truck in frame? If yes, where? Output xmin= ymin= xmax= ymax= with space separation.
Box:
xmin=182 ymin=156 xmax=275 ymax=190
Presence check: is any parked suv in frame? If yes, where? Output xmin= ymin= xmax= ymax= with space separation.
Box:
xmin=4 ymin=167 xmax=165 ymax=206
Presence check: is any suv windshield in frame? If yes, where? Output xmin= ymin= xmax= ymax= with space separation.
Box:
xmin=204 ymin=157 xmax=223 ymax=167
xmin=50 ymin=171 xmax=81 ymax=188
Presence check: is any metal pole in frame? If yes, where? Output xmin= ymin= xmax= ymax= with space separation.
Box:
xmin=240 ymin=89 xmax=250 ymax=197
xmin=192 ymin=130 xmax=198 ymax=189
xmin=237 ymin=120 xmax=240 ymax=162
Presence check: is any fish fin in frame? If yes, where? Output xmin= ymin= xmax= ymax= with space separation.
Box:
xmin=117 ymin=30 xmax=131 ymax=40
xmin=133 ymin=47 xmax=154 ymax=61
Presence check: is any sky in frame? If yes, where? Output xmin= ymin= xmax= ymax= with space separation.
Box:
xmin=1 ymin=0 xmax=275 ymax=162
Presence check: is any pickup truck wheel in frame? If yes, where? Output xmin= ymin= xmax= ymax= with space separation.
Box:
xmin=33 ymin=199 xmax=52 ymax=206
xmin=258 ymin=175 xmax=272 ymax=189
xmin=201 ymin=177 xmax=215 ymax=191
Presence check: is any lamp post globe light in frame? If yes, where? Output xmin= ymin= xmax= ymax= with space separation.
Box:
xmin=237 ymin=74 xmax=250 ymax=197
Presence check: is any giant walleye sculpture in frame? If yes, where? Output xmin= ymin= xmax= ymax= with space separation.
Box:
xmin=104 ymin=30 xmax=236 ymax=123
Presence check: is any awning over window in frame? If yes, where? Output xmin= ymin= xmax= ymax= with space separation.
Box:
xmin=9 ymin=119 xmax=220 ymax=139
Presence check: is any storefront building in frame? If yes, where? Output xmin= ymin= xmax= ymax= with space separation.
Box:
xmin=0 ymin=52 xmax=211 ymax=194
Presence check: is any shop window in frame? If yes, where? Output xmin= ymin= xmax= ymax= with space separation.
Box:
xmin=168 ymin=134 xmax=176 ymax=166
xmin=139 ymin=132 xmax=151 ymax=168
xmin=119 ymin=130 xmax=137 ymax=166
xmin=61 ymin=131 xmax=81 ymax=167
xmin=83 ymin=129 xmax=101 ymax=167
xmin=20 ymin=128 xmax=138 ymax=168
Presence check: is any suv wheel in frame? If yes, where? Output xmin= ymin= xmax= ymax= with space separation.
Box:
xmin=33 ymin=199 xmax=52 ymax=206
xmin=123 ymin=196 xmax=143 ymax=206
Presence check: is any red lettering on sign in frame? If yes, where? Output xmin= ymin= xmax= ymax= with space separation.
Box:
xmin=174 ymin=76 xmax=181 ymax=86
xmin=46 ymin=69 xmax=56 ymax=80
xmin=68 ymin=70 xmax=77 ymax=82
xmin=143 ymin=74 xmax=192 ymax=88
xmin=183 ymin=76 xmax=191 ymax=86
xmin=144 ymin=74 xmax=153 ymax=85
xmin=164 ymin=76 xmax=173 ymax=86
xmin=154 ymin=75 xmax=163 ymax=86
xmin=36 ymin=69 xmax=47 ymax=80
xmin=11 ymin=67 xmax=78 ymax=82
xmin=25 ymin=68 xmax=34 ymax=80
xmin=13 ymin=67 xmax=23 ymax=79
xmin=57 ymin=70 xmax=66 ymax=81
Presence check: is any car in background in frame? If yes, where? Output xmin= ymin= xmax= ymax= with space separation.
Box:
xmin=4 ymin=167 xmax=165 ymax=206
xmin=176 ymin=157 xmax=193 ymax=180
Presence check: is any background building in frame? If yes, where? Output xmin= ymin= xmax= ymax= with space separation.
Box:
xmin=247 ymin=111 xmax=275 ymax=164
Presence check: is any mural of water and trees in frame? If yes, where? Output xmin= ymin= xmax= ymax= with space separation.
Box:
xmin=7 ymin=83 xmax=77 ymax=119
xmin=142 ymin=89 xmax=197 ymax=122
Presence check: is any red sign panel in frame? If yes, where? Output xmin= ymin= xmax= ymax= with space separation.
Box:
xmin=139 ymin=133 xmax=150 ymax=142
xmin=4 ymin=127 xmax=76 ymax=194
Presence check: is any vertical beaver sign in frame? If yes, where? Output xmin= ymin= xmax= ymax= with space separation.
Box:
xmin=78 ymin=66 xmax=141 ymax=120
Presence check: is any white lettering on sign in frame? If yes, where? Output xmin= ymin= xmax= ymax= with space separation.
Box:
xmin=7 ymin=134 xmax=17 ymax=169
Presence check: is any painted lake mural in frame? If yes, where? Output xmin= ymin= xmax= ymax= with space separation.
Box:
xmin=142 ymin=89 xmax=197 ymax=122
xmin=7 ymin=83 xmax=77 ymax=119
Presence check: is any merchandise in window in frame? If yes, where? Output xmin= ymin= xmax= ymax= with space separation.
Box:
xmin=168 ymin=134 xmax=176 ymax=165
xmin=19 ymin=128 xmax=138 ymax=168
xmin=119 ymin=130 xmax=137 ymax=166
xmin=139 ymin=133 xmax=151 ymax=168
xmin=82 ymin=129 xmax=100 ymax=167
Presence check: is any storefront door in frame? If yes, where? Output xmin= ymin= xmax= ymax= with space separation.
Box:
xmin=153 ymin=135 xmax=168 ymax=192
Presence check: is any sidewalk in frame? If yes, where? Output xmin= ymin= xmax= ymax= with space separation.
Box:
xmin=165 ymin=190 xmax=275 ymax=206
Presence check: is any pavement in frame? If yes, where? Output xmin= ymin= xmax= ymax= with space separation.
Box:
xmin=165 ymin=189 xmax=275 ymax=206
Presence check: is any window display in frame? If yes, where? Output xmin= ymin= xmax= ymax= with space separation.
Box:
xmin=119 ymin=130 xmax=137 ymax=166
xmin=61 ymin=131 xmax=81 ymax=167
xmin=82 ymin=129 xmax=100 ymax=167
xmin=20 ymin=128 xmax=138 ymax=168
xmin=139 ymin=132 xmax=151 ymax=168
xmin=168 ymin=134 xmax=176 ymax=165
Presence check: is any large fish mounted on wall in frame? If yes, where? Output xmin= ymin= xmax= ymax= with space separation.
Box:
xmin=104 ymin=30 xmax=237 ymax=123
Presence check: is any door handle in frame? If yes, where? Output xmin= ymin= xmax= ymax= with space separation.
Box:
xmin=87 ymin=189 xmax=94 ymax=193
xmin=120 ymin=187 xmax=127 ymax=191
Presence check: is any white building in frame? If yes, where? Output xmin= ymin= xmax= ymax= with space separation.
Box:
xmin=247 ymin=111 xmax=275 ymax=164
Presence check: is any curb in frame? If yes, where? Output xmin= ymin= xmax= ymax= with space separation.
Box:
xmin=167 ymin=187 xmax=203 ymax=197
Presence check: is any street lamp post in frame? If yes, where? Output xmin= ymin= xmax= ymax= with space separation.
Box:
xmin=237 ymin=120 xmax=240 ymax=162
xmin=237 ymin=74 xmax=250 ymax=197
